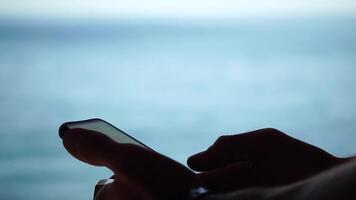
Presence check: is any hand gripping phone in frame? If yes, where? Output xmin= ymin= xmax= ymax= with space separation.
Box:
xmin=59 ymin=118 xmax=209 ymax=200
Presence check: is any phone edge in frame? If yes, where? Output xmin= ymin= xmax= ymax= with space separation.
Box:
xmin=58 ymin=118 xmax=153 ymax=151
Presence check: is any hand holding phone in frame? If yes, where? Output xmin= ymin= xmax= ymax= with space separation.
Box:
xmin=59 ymin=119 xmax=209 ymax=200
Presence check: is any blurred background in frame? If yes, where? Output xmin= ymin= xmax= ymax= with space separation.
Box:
xmin=1 ymin=0 xmax=356 ymax=199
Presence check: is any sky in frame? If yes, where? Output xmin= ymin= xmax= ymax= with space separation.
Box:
xmin=1 ymin=0 xmax=356 ymax=19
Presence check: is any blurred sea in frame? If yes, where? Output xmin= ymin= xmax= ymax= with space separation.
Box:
xmin=0 ymin=17 xmax=356 ymax=200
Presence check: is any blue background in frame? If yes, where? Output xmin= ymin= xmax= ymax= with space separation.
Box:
xmin=1 ymin=16 xmax=356 ymax=199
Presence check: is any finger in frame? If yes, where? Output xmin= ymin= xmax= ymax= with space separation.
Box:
xmin=187 ymin=134 xmax=249 ymax=171
xmin=95 ymin=182 xmax=117 ymax=200
xmin=62 ymin=128 xmax=117 ymax=167
xmin=61 ymin=128 xmax=151 ymax=175
xmin=61 ymin=128 xmax=198 ymax=193
xmin=187 ymin=147 xmax=231 ymax=171
xmin=198 ymin=161 xmax=256 ymax=191
xmin=188 ymin=129 xmax=281 ymax=172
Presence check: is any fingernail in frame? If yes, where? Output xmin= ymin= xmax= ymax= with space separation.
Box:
xmin=59 ymin=124 xmax=69 ymax=139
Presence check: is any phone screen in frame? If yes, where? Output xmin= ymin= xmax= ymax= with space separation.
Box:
xmin=60 ymin=119 xmax=149 ymax=149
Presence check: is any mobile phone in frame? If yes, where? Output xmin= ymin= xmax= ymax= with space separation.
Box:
xmin=59 ymin=118 xmax=151 ymax=150
xmin=59 ymin=118 xmax=153 ymax=198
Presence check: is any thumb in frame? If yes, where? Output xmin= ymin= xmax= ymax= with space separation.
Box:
xmin=62 ymin=129 xmax=162 ymax=182
xmin=60 ymin=129 xmax=196 ymax=183
xmin=61 ymin=128 xmax=123 ymax=171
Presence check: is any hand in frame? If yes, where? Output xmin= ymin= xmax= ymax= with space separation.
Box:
xmin=187 ymin=128 xmax=344 ymax=192
xmin=61 ymin=128 xmax=200 ymax=200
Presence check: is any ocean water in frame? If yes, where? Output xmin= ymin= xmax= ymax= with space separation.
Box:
xmin=0 ymin=17 xmax=356 ymax=200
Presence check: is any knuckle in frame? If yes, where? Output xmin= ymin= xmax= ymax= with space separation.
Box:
xmin=260 ymin=128 xmax=285 ymax=136
xmin=214 ymin=135 xmax=232 ymax=145
xmin=257 ymin=128 xmax=290 ymax=143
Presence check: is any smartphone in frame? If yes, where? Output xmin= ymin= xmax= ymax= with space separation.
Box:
xmin=59 ymin=118 xmax=151 ymax=150
xmin=59 ymin=118 xmax=152 ymax=198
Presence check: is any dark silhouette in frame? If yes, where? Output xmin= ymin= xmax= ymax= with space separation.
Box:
xmin=60 ymin=128 xmax=356 ymax=200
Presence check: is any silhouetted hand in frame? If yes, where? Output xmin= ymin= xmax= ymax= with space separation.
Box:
xmin=61 ymin=128 xmax=200 ymax=200
xmin=187 ymin=128 xmax=344 ymax=192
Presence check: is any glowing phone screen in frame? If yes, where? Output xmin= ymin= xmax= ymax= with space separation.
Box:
xmin=63 ymin=119 xmax=148 ymax=149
